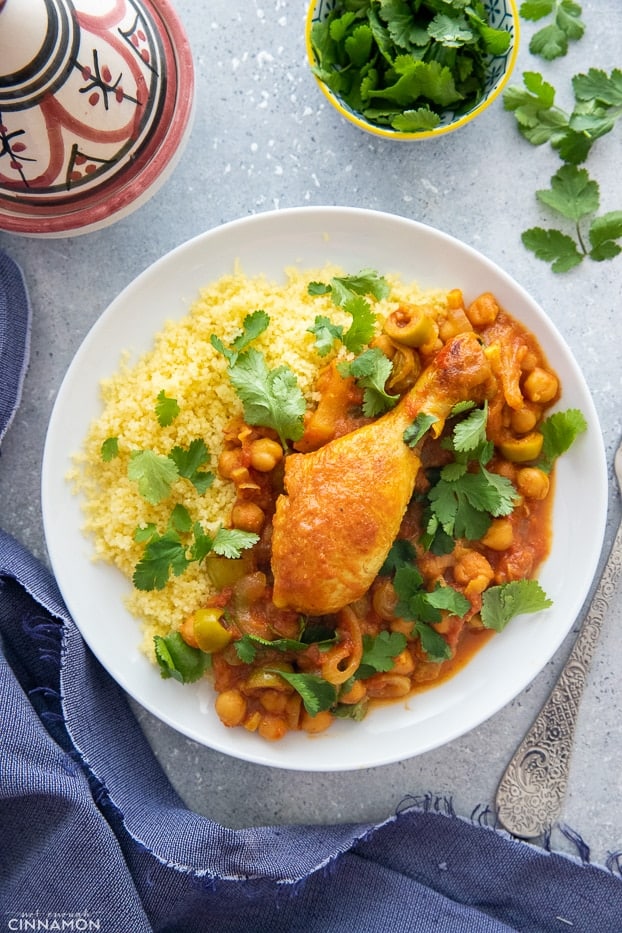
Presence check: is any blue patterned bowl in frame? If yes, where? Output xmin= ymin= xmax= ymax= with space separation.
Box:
xmin=306 ymin=0 xmax=519 ymax=140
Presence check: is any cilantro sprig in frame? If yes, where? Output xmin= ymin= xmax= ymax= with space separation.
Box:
xmin=422 ymin=404 xmax=519 ymax=548
xmin=154 ymin=631 xmax=210 ymax=684
xmin=133 ymin=520 xmax=258 ymax=591
xmin=522 ymin=165 xmax=622 ymax=272
xmin=307 ymin=269 xmax=387 ymax=356
xmin=504 ymin=69 xmax=622 ymax=271
xmin=338 ymin=348 xmax=399 ymax=417
xmin=520 ymin=0 xmax=584 ymax=61
xmin=481 ymin=579 xmax=552 ymax=631
xmin=211 ymin=312 xmax=306 ymax=447
xmin=310 ymin=0 xmax=511 ymax=133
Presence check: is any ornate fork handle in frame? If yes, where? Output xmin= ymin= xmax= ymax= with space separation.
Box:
xmin=496 ymin=473 xmax=622 ymax=839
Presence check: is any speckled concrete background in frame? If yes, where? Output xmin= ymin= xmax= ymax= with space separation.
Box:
xmin=1 ymin=0 xmax=621 ymax=865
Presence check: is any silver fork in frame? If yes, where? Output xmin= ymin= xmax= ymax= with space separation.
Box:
xmin=495 ymin=436 xmax=622 ymax=838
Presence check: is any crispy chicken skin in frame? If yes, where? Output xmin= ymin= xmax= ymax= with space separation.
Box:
xmin=271 ymin=332 xmax=494 ymax=614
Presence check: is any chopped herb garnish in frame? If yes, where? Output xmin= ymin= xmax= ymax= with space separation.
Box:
xmin=169 ymin=439 xmax=214 ymax=494
xmin=404 ymin=413 xmax=438 ymax=448
xmin=355 ymin=630 xmax=408 ymax=680
xmin=537 ymin=408 xmax=587 ymax=472
xmin=338 ymin=347 xmax=398 ymax=416
xmin=154 ymin=632 xmax=210 ymax=684
xmin=481 ymin=579 xmax=553 ymax=631
xmin=269 ymin=670 xmax=338 ymax=716
xmin=101 ymin=437 xmax=119 ymax=461
xmin=128 ymin=449 xmax=179 ymax=505
xmin=308 ymin=269 xmax=386 ymax=356
xmin=155 ymin=390 xmax=180 ymax=427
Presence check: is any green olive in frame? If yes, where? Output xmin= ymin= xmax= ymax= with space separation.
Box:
xmin=205 ymin=554 xmax=252 ymax=589
xmin=499 ymin=432 xmax=544 ymax=463
xmin=193 ymin=608 xmax=233 ymax=653
xmin=383 ymin=304 xmax=435 ymax=348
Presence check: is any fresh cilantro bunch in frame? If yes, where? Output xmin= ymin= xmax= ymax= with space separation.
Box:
xmin=504 ymin=69 xmax=622 ymax=271
xmin=310 ymin=0 xmax=511 ymax=133
xmin=520 ymin=0 xmax=584 ymax=61
xmin=211 ymin=310 xmax=307 ymax=447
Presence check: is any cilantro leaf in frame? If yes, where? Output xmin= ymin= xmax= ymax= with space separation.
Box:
xmin=133 ymin=529 xmax=189 ymax=590
xmin=211 ymin=527 xmax=260 ymax=559
xmin=155 ymin=390 xmax=180 ymax=427
xmin=413 ymin=621 xmax=452 ymax=662
xmin=328 ymin=269 xmax=390 ymax=306
xmin=225 ymin=348 xmax=306 ymax=446
xmin=234 ymin=631 xmax=337 ymax=664
xmin=404 ymin=413 xmax=438 ymax=448
xmin=270 ymin=670 xmax=338 ymax=716
xmin=521 ymin=227 xmax=584 ymax=273
xmin=154 ymin=632 xmax=210 ymax=684
xmin=210 ymin=310 xmax=270 ymax=366
xmin=338 ymin=348 xmax=398 ymax=417
xmin=308 ymin=315 xmax=344 ymax=357
xmin=481 ymin=580 xmax=553 ymax=632
xmin=128 ymin=449 xmax=179 ymax=505
xmin=589 ymin=211 xmax=622 ymax=261
xmin=536 ymin=164 xmax=599 ymax=222
xmin=355 ymin=631 xmax=408 ymax=680
xmin=537 ymin=408 xmax=587 ymax=472
xmin=452 ymin=403 xmax=488 ymax=453
xmin=341 ymin=295 xmax=378 ymax=355
xmin=522 ymin=0 xmax=584 ymax=60
xmin=101 ymin=437 xmax=119 ymax=461
xmin=380 ymin=539 xmax=417 ymax=576
xmin=169 ymin=439 xmax=214 ymax=494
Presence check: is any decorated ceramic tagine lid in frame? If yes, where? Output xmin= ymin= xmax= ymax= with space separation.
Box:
xmin=0 ymin=0 xmax=194 ymax=236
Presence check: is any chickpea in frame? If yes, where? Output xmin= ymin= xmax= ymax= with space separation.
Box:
xmin=391 ymin=648 xmax=415 ymax=676
xmin=339 ymin=679 xmax=367 ymax=705
xmin=300 ymin=709 xmax=333 ymax=734
xmin=523 ymin=367 xmax=559 ymax=404
xmin=218 ymin=447 xmax=244 ymax=480
xmin=465 ymin=292 xmax=500 ymax=327
xmin=249 ymin=437 xmax=283 ymax=472
xmin=259 ymin=689 xmax=288 ymax=714
xmin=215 ymin=689 xmax=247 ymax=728
xmin=517 ymin=466 xmax=550 ymax=500
xmin=454 ymin=550 xmax=494 ymax=596
xmin=510 ymin=406 xmax=538 ymax=434
xmin=231 ymin=500 xmax=265 ymax=533
xmin=258 ymin=714 xmax=289 ymax=741
xmin=481 ymin=518 xmax=514 ymax=551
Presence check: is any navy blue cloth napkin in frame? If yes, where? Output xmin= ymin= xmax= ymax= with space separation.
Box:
xmin=2 ymin=249 xmax=622 ymax=932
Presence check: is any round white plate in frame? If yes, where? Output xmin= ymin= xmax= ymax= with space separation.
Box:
xmin=41 ymin=207 xmax=608 ymax=771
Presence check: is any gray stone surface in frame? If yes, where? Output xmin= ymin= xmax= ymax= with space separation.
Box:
xmin=1 ymin=0 xmax=621 ymax=867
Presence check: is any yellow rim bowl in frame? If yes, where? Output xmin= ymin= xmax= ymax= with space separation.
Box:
xmin=305 ymin=0 xmax=520 ymax=140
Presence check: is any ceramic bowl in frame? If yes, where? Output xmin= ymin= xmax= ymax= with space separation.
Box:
xmin=306 ymin=0 xmax=519 ymax=140
xmin=0 ymin=0 xmax=194 ymax=237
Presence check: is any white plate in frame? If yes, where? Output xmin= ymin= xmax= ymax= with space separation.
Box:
xmin=41 ymin=207 xmax=607 ymax=771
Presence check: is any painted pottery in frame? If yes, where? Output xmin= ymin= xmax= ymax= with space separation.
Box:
xmin=0 ymin=0 xmax=194 ymax=236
